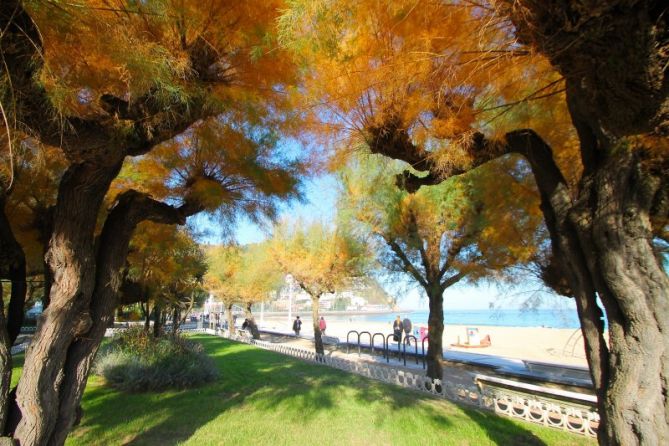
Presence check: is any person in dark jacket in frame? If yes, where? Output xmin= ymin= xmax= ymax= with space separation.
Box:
xmin=403 ymin=317 xmax=412 ymax=341
xmin=292 ymin=316 xmax=302 ymax=336
xmin=392 ymin=315 xmax=403 ymax=343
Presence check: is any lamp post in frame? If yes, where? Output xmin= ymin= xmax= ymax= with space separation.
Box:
xmin=286 ymin=274 xmax=293 ymax=326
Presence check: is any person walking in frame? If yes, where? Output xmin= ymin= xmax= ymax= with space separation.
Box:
xmin=319 ymin=316 xmax=327 ymax=335
xmin=403 ymin=317 xmax=412 ymax=343
xmin=393 ymin=315 xmax=404 ymax=343
xmin=292 ymin=316 xmax=302 ymax=336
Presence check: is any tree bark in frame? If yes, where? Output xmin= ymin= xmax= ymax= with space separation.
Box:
xmin=491 ymin=129 xmax=668 ymax=445
xmin=243 ymin=303 xmax=260 ymax=340
xmin=574 ymin=149 xmax=668 ymax=446
xmin=310 ymin=296 xmax=324 ymax=355
xmin=0 ymin=286 xmax=12 ymax=434
xmin=47 ymin=190 xmax=190 ymax=445
xmin=11 ymin=161 xmax=122 ymax=444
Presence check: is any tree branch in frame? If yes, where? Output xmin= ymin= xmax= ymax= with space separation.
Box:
xmin=440 ymin=271 xmax=466 ymax=292
xmin=380 ymin=234 xmax=428 ymax=289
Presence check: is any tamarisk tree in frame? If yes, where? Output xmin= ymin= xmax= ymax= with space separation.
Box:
xmin=340 ymin=155 xmax=542 ymax=378
xmin=270 ymin=221 xmax=369 ymax=354
xmin=206 ymin=242 xmax=283 ymax=340
xmin=0 ymin=1 xmax=302 ymax=444
xmin=282 ymin=1 xmax=669 ymax=443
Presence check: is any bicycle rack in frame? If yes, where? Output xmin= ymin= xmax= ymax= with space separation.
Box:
xmin=358 ymin=331 xmax=371 ymax=357
xmin=403 ymin=335 xmax=419 ymax=367
xmin=346 ymin=330 xmax=359 ymax=354
xmin=371 ymin=332 xmax=386 ymax=356
xmin=385 ymin=334 xmax=396 ymax=363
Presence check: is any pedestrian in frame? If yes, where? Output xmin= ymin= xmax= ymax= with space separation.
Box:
xmin=393 ymin=315 xmax=403 ymax=343
xmin=293 ymin=315 xmax=302 ymax=336
xmin=403 ymin=317 xmax=412 ymax=342
xmin=319 ymin=316 xmax=327 ymax=335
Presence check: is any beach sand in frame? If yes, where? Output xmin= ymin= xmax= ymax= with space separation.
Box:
xmin=258 ymin=316 xmax=588 ymax=367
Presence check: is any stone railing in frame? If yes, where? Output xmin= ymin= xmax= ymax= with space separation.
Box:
xmin=208 ymin=328 xmax=598 ymax=437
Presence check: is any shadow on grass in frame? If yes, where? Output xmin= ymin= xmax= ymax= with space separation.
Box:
xmin=71 ymin=335 xmax=549 ymax=445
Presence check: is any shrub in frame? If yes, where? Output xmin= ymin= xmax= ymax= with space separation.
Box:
xmin=94 ymin=328 xmax=218 ymax=392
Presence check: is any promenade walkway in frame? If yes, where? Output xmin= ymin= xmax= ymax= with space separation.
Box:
xmin=253 ymin=327 xmax=593 ymax=392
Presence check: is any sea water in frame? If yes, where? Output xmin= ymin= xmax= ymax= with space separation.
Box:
xmin=324 ymin=308 xmax=581 ymax=329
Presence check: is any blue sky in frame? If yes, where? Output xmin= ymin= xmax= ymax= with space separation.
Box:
xmin=196 ymin=170 xmax=575 ymax=312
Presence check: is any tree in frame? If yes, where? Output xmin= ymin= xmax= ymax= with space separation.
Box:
xmin=340 ymin=155 xmax=542 ymax=378
xmin=270 ymin=221 xmax=369 ymax=354
xmin=122 ymin=223 xmax=206 ymax=337
xmin=205 ymin=245 xmax=245 ymax=336
xmin=1 ymin=1 xmax=303 ymax=443
xmin=206 ymin=242 xmax=283 ymax=339
xmin=282 ymin=1 xmax=669 ymax=443
xmin=0 ymin=137 xmax=64 ymax=434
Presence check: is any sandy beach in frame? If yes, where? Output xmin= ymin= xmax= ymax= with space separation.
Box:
xmin=258 ymin=316 xmax=589 ymax=367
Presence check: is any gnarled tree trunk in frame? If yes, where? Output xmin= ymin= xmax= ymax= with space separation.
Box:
xmin=498 ymin=2 xmax=669 ymax=442
xmin=0 ymin=286 xmax=12 ymax=435
xmin=12 ymin=161 xmax=122 ymax=445
xmin=47 ymin=190 xmax=190 ymax=445
xmin=567 ymin=148 xmax=668 ymax=446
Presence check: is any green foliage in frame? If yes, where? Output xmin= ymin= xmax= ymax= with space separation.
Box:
xmin=339 ymin=153 xmax=543 ymax=291
xmin=94 ymin=328 xmax=218 ymax=392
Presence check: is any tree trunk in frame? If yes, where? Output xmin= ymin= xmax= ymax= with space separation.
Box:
xmin=243 ymin=303 xmax=260 ymax=340
xmin=171 ymin=307 xmax=180 ymax=337
xmin=153 ymin=305 xmax=163 ymax=338
xmin=499 ymin=3 xmax=669 ymax=443
xmin=0 ymin=197 xmax=27 ymax=347
xmin=0 ymin=286 xmax=12 ymax=434
xmin=512 ymin=127 xmax=668 ymax=444
xmin=47 ymin=190 xmax=188 ymax=445
xmin=42 ymin=257 xmax=52 ymax=310
xmin=143 ymin=301 xmax=151 ymax=332
xmin=226 ymin=304 xmax=235 ymax=335
xmin=310 ymin=296 xmax=324 ymax=355
xmin=571 ymin=148 xmax=668 ymax=446
xmin=11 ymin=161 xmax=122 ymax=445
xmin=424 ymin=286 xmax=444 ymax=380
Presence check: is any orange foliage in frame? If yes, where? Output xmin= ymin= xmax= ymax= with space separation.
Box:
xmin=281 ymin=0 xmax=581 ymax=184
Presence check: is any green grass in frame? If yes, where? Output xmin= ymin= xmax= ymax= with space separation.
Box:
xmin=14 ymin=336 xmax=596 ymax=445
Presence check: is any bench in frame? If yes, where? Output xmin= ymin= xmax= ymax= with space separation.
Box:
xmin=475 ymin=374 xmax=597 ymax=407
xmin=236 ymin=329 xmax=251 ymax=338
xmin=522 ymin=360 xmax=592 ymax=382
xmin=322 ymin=335 xmax=340 ymax=350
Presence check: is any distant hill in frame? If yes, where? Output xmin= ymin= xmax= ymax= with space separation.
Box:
xmin=345 ymin=277 xmax=396 ymax=307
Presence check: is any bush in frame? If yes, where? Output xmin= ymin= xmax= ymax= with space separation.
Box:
xmin=94 ymin=328 xmax=218 ymax=392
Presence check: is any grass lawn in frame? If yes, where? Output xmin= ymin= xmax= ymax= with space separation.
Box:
xmin=13 ymin=335 xmax=596 ymax=445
